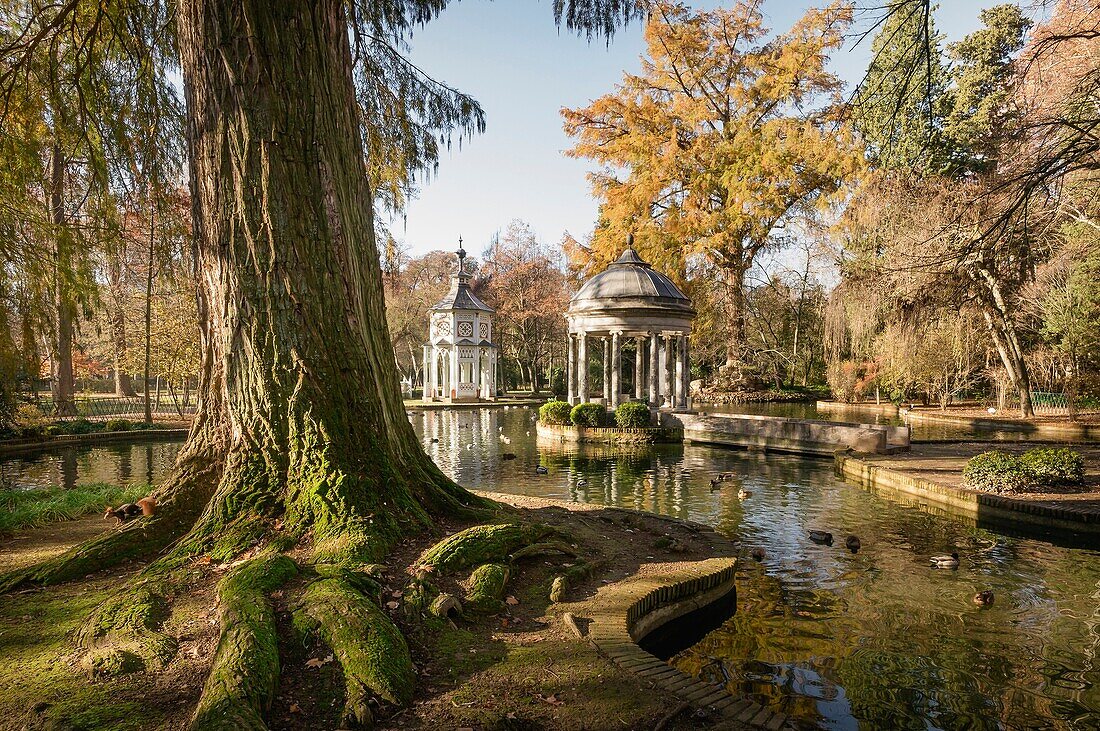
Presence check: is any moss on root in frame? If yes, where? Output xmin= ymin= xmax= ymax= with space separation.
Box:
xmin=549 ymin=561 xmax=603 ymax=603
xmin=464 ymin=563 xmax=511 ymax=613
xmin=76 ymin=581 xmax=178 ymax=678
xmin=294 ymin=577 xmax=415 ymax=728
xmin=416 ymin=523 xmax=556 ymax=575
xmin=191 ymin=554 xmax=297 ymax=731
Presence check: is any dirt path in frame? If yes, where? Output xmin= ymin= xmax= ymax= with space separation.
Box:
xmin=0 ymin=516 xmax=113 ymax=573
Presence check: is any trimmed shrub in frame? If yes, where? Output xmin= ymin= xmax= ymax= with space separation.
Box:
xmin=615 ymin=401 xmax=650 ymax=429
xmin=963 ymin=452 xmax=1035 ymax=494
xmin=67 ymin=418 xmax=100 ymax=435
xmin=538 ymin=400 xmax=572 ymax=426
xmin=1020 ymin=448 xmax=1085 ymax=486
xmin=963 ymin=447 xmax=1086 ymax=494
xmin=570 ymin=402 xmax=606 ymax=427
xmin=105 ymin=418 xmax=133 ymax=432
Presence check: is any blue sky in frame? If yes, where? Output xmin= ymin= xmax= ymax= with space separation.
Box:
xmin=386 ymin=1 xmax=1006 ymax=257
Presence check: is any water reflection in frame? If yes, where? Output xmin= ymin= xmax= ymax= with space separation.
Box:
xmin=0 ymin=439 xmax=182 ymax=491
xmin=409 ymin=407 xmax=1100 ymax=730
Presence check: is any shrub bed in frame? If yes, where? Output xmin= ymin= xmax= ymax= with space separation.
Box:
xmin=538 ymin=400 xmax=572 ymax=426
xmin=615 ymin=401 xmax=650 ymax=429
xmin=963 ymin=448 xmax=1086 ymax=494
xmin=569 ymin=402 xmax=607 ymax=427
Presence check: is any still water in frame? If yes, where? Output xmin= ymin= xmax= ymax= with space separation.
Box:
xmin=412 ymin=407 xmax=1100 ymax=731
xmin=1 ymin=408 xmax=1097 ymax=729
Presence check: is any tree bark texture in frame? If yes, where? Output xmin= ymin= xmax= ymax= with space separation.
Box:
xmin=50 ymin=144 xmax=77 ymax=417
xmin=172 ymin=0 xmax=479 ymax=563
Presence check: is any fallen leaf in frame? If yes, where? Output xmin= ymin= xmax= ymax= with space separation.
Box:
xmin=289 ymin=703 xmax=300 ymax=713
xmin=195 ymin=556 xmax=212 ymax=566
xmin=390 ymin=589 xmax=403 ymax=598
xmin=537 ymin=693 xmax=564 ymax=706
xmin=505 ymin=596 xmax=519 ymax=606
xmin=305 ymin=654 xmax=333 ymax=669
xmin=386 ymin=600 xmax=400 ymax=610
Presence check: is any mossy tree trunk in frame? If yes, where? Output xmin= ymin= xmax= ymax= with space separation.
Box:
xmin=166 ymin=0 xmax=479 ymax=563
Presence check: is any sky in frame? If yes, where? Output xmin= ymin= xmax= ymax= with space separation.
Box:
xmin=385 ymin=0 xmax=1004 ymax=258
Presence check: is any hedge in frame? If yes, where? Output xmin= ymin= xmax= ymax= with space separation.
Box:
xmin=963 ymin=447 xmax=1086 ymax=494
xmin=570 ymin=402 xmax=606 ymax=427
xmin=538 ymin=400 xmax=572 ymax=426
xmin=615 ymin=401 xmax=650 ymax=429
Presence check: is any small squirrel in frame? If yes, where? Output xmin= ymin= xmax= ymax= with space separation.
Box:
xmin=104 ymin=496 xmax=157 ymax=524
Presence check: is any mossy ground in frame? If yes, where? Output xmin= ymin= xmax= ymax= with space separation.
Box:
xmin=0 ymin=495 xmax=731 ymax=730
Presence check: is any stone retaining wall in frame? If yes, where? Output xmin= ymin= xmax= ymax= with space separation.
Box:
xmin=816 ymin=400 xmax=900 ymax=417
xmin=902 ymin=410 xmax=1100 ymax=440
xmin=0 ymin=428 xmax=188 ymax=456
xmin=665 ymin=411 xmax=907 ymax=455
xmin=535 ymin=422 xmax=683 ymax=444
xmin=835 ymin=453 xmax=1099 ymax=537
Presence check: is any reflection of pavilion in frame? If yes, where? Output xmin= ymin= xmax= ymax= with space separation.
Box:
xmin=565 ymin=238 xmax=695 ymax=410
xmin=422 ymin=243 xmax=498 ymax=403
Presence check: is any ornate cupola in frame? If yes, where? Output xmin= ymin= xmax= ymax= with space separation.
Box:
xmin=422 ymin=240 xmax=498 ymax=402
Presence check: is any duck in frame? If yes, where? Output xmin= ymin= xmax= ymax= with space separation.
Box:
xmin=430 ymin=437 xmax=439 ymax=443
xmin=737 ymin=488 xmax=751 ymax=500
xmin=535 ymin=465 xmax=549 ymax=475
xmin=750 ymin=547 xmax=766 ymax=562
xmin=501 ymin=453 xmax=517 ymax=460
xmin=845 ymin=535 xmax=861 ymax=553
xmin=930 ymin=552 xmax=960 ymax=569
xmin=577 ymin=479 xmax=589 ymax=487
xmin=710 ymin=478 xmax=721 ymax=491
xmin=973 ymin=590 xmax=995 ymax=606
xmin=809 ymin=530 xmax=833 ymax=545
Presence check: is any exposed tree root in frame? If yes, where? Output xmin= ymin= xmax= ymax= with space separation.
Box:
xmin=75 ymin=578 xmax=178 ymax=678
xmin=550 ymin=561 xmax=604 ymax=603
xmin=293 ymin=577 xmax=415 ymax=728
xmin=415 ymin=523 xmax=557 ymax=575
xmin=464 ymin=563 xmax=511 ymax=613
xmin=509 ymin=540 xmax=579 ymax=562
xmin=191 ymin=554 xmax=298 ymax=731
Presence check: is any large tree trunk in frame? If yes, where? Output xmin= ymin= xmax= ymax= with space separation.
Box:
xmin=169 ymin=0 xmax=478 ymax=562
xmin=50 ymin=144 xmax=77 ymax=417
xmin=106 ymin=254 xmax=136 ymax=397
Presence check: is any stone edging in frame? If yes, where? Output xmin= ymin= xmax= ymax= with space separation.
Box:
xmin=0 ymin=428 xmax=188 ymax=456
xmin=583 ymin=558 xmax=791 ymax=730
xmin=835 ymin=453 xmax=1100 ymax=535
xmin=535 ymin=422 xmax=683 ymax=444
xmin=902 ymin=410 xmax=1100 ymax=440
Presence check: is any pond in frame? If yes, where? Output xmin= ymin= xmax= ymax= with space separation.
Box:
xmin=697 ymin=402 xmax=1043 ymax=442
xmin=2 ymin=408 xmax=1097 ymax=729
xmin=0 ymin=438 xmax=183 ymax=492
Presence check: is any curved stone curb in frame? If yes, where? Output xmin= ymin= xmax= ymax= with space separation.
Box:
xmin=0 ymin=428 xmax=188 ymax=456
xmin=902 ymin=410 xmax=1100 ymax=441
xmin=836 ymin=453 xmax=1100 ymax=535
xmin=583 ymin=558 xmax=791 ymax=730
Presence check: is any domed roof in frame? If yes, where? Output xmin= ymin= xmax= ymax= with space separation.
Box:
xmin=568 ymin=246 xmax=693 ymax=316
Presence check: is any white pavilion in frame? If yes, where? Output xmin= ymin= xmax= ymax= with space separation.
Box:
xmin=565 ymin=239 xmax=695 ymax=410
xmin=422 ymin=244 xmax=498 ymax=403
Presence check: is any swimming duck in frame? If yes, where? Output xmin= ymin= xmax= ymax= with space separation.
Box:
xmin=930 ymin=552 xmax=960 ymax=569
xmin=535 ymin=465 xmax=548 ymax=475
xmin=973 ymin=590 xmax=995 ymax=606
xmin=501 ymin=453 xmax=517 ymax=460
xmin=737 ymin=488 xmax=751 ymax=500
xmin=750 ymin=547 xmax=766 ymax=562
xmin=577 ymin=479 xmax=588 ymax=487
xmin=845 ymin=535 xmax=861 ymax=553
xmin=430 ymin=437 xmax=439 ymax=443
xmin=710 ymin=478 xmax=721 ymax=491
xmin=809 ymin=530 xmax=833 ymax=545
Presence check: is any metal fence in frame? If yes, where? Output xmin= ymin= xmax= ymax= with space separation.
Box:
xmin=988 ymin=391 xmax=1100 ymax=417
xmin=29 ymin=394 xmax=197 ymax=421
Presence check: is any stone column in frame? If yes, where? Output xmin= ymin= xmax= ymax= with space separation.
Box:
xmin=450 ymin=347 xmax=459 ymax=400
xmin=634 ymin=336 xmax=645 ymax=399
xmin=566 ymin=334 xmax=575 ymax=404
xmin=680 ymin=336 xmax=691 ymax=408
xmin=649 ymin=332 xmax=660 ymax=405
xmin=668 ymin=334 xmax=677 ymax=406
xmin=602 ymin=338 xmax=610 ymax=404
xmin=422 ymin=346 xmax=430 ymax=399
xmin=662 ymin=333 xmax=674 ymax=408
xmin=577 ymin=332 xmax=588 ymax=403
xmin=610 ymin=331 xmax=622 ymax=408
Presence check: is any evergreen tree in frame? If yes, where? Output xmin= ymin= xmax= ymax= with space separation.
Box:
xmin=852 ymin=0 xmax=950 ymax=172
